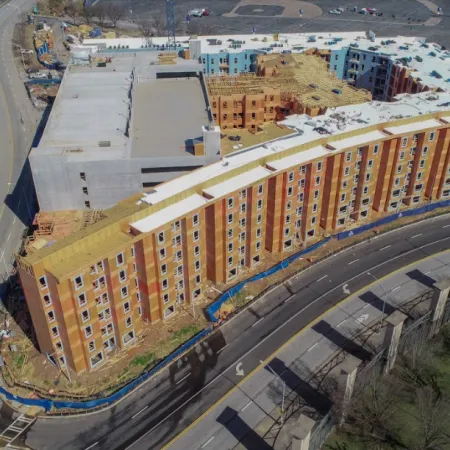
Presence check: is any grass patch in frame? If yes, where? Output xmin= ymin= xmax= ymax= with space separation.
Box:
xmin=130 ymin=352 xmax=156 ymax=368
xmin=12 ymin=353 xmax=25 ymax=370
xmin=171 ymin=324 xmax=201 ymax=343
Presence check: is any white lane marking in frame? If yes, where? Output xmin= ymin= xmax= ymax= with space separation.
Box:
xmin=252 ymin=317 xmax=264 ymax=327
xmin=284 ymin=295 xmax=294 ymax=303
xmin=176 ymin=372 xmax=191 ymax=385
xmin=132 ymin=405 xmax=148 ymax=419
xmin=425 ymin=271 xmax=431 ymax=275
xmin=124 ymin=235 xmax=450 ymax=450
xmin=7 ymin=233 xmax=11 ymax=241
xmin=12 ymin=217 xmax=16 ymax=224
xmin=84 ymin=443 xmax=99 ymax=450
xmin=337 ymin=319 xmax=347 ymax=328
xmin=241 ymin=401 xmax=252 ymax=412
xmin=411 ymin=234 xmax=422 ymax=239
xmin=201 ymin=436 xmax=215 ymax=448
xmin=317 ymin=275 xmax=328 ymax=282
xmin=380 ymin=245 xmax=391 ymax=251
xmin=307 ymin=342 xmax=318 ymax=352
xmin=363 ymin=304 xmax=370 ymax=309
xmin=348 ymin=259 xmax=359 ymax=265
xmin=392 ymin=286 xmax=401 ymax=292
xmin=443 ymin=224 xmax=450 ymax=228
xmin=217 ymin=343 xmax=229 ymax=354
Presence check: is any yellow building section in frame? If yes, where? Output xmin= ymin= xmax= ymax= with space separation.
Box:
xmin=256 ymin=53 xmax=372 ymax=110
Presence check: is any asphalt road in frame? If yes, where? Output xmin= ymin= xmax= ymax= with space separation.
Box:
xmin=169 ymin=250 xmax=450 ymax=450
xmin=100 ymin=0 xmax=450 ymax=47
xmin=0 ymin=0 xmax=39 ymax=293
xmin=25 ymin=214 xmax=450 ymax=450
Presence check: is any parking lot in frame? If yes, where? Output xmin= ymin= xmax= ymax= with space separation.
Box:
xmin=98 ymin=0 xmax=450 ymax=47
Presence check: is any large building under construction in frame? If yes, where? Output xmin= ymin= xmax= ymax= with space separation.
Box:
xmin=207 ymin=53 xmax=371 ymax=130
xmin=18 ymin=90 xmax=450 ymax=373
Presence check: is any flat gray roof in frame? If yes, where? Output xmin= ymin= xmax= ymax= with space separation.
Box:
xmin=131 ymin=78 xmax=209 ymax=158
xmin=39 ymin=66 xmax=131 ymax=151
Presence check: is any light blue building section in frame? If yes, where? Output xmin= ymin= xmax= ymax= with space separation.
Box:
xmin=330 ymin=46 xmax=395 ymax=100
xmin=200 ymin=49 xmax=261 ymax=75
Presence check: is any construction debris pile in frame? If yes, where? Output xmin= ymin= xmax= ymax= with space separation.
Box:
xmin=25 ymin=75 xmax=60 ymax=109
xmin=25 ymin=210 xmax=107 ymax=254
xmin=33 ymin=21 xmax=63 ymax=69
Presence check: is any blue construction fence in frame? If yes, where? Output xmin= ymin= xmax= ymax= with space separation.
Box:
xmin=4 ymin=198 xmax=450 ymax=412
xmin=206 ymin=238 xmax=331 ymax=322
xmin=334 ymin=199 xmax=450 ymax=240
xmin=2 ymin=327 xmax=212 ymax=411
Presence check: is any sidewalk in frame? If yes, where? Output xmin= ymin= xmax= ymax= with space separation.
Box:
xmin=165 ymin=250 xmax=450 ymax=450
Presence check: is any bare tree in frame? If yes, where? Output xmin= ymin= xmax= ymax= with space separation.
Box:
xmin=137 ymin=19 xmax=154 ymax=37
xmin=396 ymin=328 xmax=440 ymax=393
xmin=174 ymin=16 xmax=184 ymax=34
xmin=106 ymin=4 xmax=125 ymax=28
xmin=186 ymin=21 xmax=201 ymax=36
xmin=199 ymin=24 xmax=214 ymax=36
xmin=47 ymin=0 xmax=65 ymax=16
xmin=80 ymin=4 xmax=95 ymax=24
xmin=339 ymin=376 xmax=406 ymax=449
xmin=91 ymin=4 xmax=107 ymax=27
xmin=150 ymin=14 xmax=166 ymax=36
xmin=408 ymin=387 xmax=450 ymax=450
xmin=64 ymin=3 xmax=82 ymax=25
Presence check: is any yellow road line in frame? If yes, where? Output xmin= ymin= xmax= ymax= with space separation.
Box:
xmin=163 ymin=249 xmax=450 ymax=449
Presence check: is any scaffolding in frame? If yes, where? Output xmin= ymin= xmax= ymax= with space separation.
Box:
xmin=25 ymin=210 xmax=107 ymax=254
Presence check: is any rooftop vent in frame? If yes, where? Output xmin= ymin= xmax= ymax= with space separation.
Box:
xmin=98 ymin=141 xmax=111 ymax=147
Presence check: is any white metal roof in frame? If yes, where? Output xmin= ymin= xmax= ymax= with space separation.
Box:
xmin=266 ymin=146 xmax=329 ymax=171
xmin=329 ymin=130 xmax=388 ymax=151
xmin=203 ymin=167 xmax=273 ymax=199
xmin=384 ymin=118 xmax=443 ymax=135
xmin=131 ymin=194 xmax=208 ymax=233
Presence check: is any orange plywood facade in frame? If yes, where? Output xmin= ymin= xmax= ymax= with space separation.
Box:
xmin=17 ymin=115 xmax=450 ymax=373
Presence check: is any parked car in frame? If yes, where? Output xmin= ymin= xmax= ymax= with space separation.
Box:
xmin=188 ymin=8 xmax=208 ymax=17
xmin=329 ymin=9 xmax=342 ymax=14
xmin=29 ymin=71 xmax=48 ymax=79
xmin=337 ymin=7 xmax=345 ymax=12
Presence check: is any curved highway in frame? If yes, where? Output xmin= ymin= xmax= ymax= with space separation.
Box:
xmin=0 ymin=0 xmax=39 ymax=285
xmin=26 ymin=214 xmax=450 ymax=450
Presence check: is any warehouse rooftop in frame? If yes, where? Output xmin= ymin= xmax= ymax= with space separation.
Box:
xmin=35 ymin=52 xmax=208 ymax=160
xmin=131 ymin=77 xmax=209 ymax=158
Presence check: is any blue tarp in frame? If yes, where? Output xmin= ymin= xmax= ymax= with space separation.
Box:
xmin=334 ymin=199 xmax=450 ymax=240
xmin=6 ymin=198 xmax=450 ymax=411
